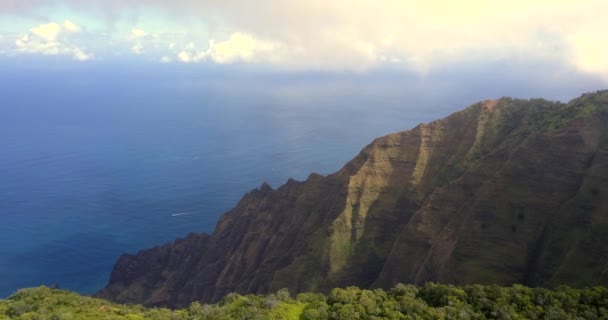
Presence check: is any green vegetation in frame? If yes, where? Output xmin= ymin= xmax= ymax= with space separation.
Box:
xmin=527 ymin=90 xmax=608 ymax=132
xmin=2 ymin=284 xmax=607 ymax=319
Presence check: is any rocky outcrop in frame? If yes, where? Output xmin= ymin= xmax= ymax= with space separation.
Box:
xmin=97 ymin=91 xmax=608 ymax=308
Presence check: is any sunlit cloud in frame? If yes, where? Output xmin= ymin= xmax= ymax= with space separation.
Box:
xmin=131 ymin=29 xmax=146 ymax=38
xmin=177 ymin=51 xmax=191 ymax=63
xmin=11 ymin=21 xmax=92 ymax=61
xmin=0 ymin=0 xmax=607 ymax=79
xmin=30 ymin=22 xmax=61 ymax=42
xmin=566 ymin=32 xmax=608 ymax=81
xmin=72 ymin=47 xmax=92 ymax=61
xmin=16 ymin=35 xmax=61 ymax=55
xmin=173 ymin=33 xmax=283 ymax=64
xmin=63 ymin=20 xmax=81 ymax=33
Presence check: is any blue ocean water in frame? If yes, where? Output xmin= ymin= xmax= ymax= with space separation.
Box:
xmin=1 ymin=59 xmax=601 ymax=297
xmin=0 ymin=62 xmax=449 ymax=297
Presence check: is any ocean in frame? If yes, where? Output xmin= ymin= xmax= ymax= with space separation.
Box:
xmin=0 ymin=61 xmax=448 ymax=297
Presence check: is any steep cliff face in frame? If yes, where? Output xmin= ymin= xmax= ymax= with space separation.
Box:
xmin=98 ymin=91 xmax=608 ymax=307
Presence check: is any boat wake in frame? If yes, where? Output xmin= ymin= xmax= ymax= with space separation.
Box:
xmin=171 ymin=211 xmax=199 ymax=217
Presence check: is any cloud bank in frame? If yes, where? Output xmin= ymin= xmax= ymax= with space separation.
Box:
xmin=0 ymin=0 xmax=607 ymax=78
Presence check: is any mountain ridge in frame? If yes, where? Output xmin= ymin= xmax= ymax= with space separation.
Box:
xmin=98 ymin=90 xmax=608 ymax=307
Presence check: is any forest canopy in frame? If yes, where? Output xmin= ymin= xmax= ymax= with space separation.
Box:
xmin=1 ymin=283 xmax=607 ymax=319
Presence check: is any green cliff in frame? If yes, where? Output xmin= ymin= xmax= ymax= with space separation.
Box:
xmin=98 ymin=90 xmax=608 ymax=308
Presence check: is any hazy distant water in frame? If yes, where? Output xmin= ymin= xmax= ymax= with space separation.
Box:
xmin=1 ymin=59 xmax=601 ymax=297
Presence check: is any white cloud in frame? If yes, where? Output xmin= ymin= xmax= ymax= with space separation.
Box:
xmin=177 ymin=51 xmax=191 ymax=63
xmin=174 ymin=33 xmax=283 ymax=64
xmin=72 ymin=48 xmax=92 ymax=61
xmin=207 ymin=33 xmax=271 ymax=64
xmin=160 ymin=56 xmax=172 ymax=63
xmin=12 ymin=21 xmax=94 ymax=61
xmin=568 ymin=33 xmax=608 ymax=80
xmin=30 ymin=22 xmax=61 ymax=42
xmin=131 ymin=43 xmax=143 ymax=54
xmin=3 ymin=1 xmax=608 ymax=78
xmin=186 ymin=34 xmax=249 ymax=63
xmin=131 ymin=29 xmax=146 ymax=37
xmin=16 ymin=36 xmax=62 ymax=55
xmin=129 ymin=29 xmax=147 ymax=56
xmin=150 ymin=0 xmax=607 ymax=76
xmin=63 ymin=20 xmax=81 ymax=33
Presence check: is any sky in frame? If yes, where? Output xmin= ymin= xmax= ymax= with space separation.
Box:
xmin=0 ymin=0 xmax=607 ymax=82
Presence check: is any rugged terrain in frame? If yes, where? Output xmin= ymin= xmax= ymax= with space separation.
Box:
xmin=98 ymin=91 xmax=608 ymax=307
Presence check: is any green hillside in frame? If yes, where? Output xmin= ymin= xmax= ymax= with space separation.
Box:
xmin=2 ymin=284 xmax=607 ymax=319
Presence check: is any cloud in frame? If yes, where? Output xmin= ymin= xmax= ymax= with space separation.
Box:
xmin=131 ymin=29 xmax=146 ymax=37
xmin=212 ymin=33 xmax=282 ymax=64
xmin=177 ymin=51 xmax=191 ymax=63
xmin=160 ymin=56 xmax=172 ymax=63
xmin=63 ymin=20 xmax=81 ymax=33
xmin=568 ymin=33 xmax=608 ymax=81
xmin=131 ymin=43 xmax=143 ymax=54
xmin=109 ymin=0 xmax=605 ymax=76
xmin=127 ymin=29 xmax=148 ymax=56
xmin=561 ymin=8 xmax=608 ymax=81
xmin=2 ymin=1 xmax=608 ymax=78
xmin=30 ymin=22 xmax=61 ymax=42
xmin=172 ymin=33 xmax=283 ymax=65
xmin=11 ymin=21 xmax=92 ymax=61
xmin=206 ymin=33 xmax=257 ymax=63
xmin=72 ymin=48 xmax=92 ymax=61
xmin=16 ymin=35 xmax=61 ymax=55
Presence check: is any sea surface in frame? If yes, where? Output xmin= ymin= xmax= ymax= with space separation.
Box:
xmin=0 ymin=62 xmax=443 ymax=297
xmin=0 ymin=60 xmax=598 ymax=297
